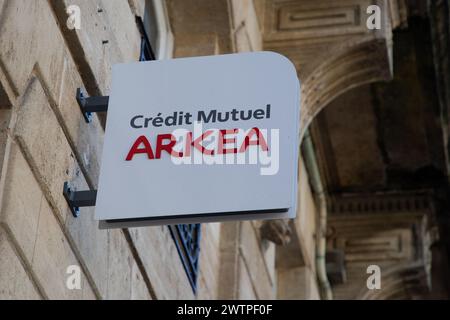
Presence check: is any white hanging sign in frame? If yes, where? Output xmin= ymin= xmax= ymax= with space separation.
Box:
xmin=95 ymin=52 xmax=300 ymax=228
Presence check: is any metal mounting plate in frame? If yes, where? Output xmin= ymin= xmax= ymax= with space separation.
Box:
xmin=76 ymin=88 xmax=109 ymax=123
xmin=63 ymin=182 xmax=97 ymax=218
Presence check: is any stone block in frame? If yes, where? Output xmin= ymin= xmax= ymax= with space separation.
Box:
xmin=168 ymin=0 xmax=233 ymax=55
xmin=218 ymin=222 xmax=241 ymax=299
xmin=0 ymin=143 xmax=42 ymax=261
xmin=0 ymin=81 xmax=10 ymax=108
xmin=14 ymin=77 xmax=76 ymax=223
xmin=245 ymin=1 xmax=263 ymax=51
xmin=32 ymin=198 xmax=91 ymax=299
xmin=57 ymin=54 xmax=104 ymax=187
xmin=106 ymin=228 xmax=132 ymax=300
xmin=174 ymin=33 xmax=219 ymax=58
xmin=238 ymin=256 xmax=257 ymax=299
xmin=262 ymin=241 xmax=276 ymax=284
xmin=232 ymin=0 xmax=262 ymax=52
xmin=239 ymin=221 xmax=275 ymax=299
xmin=278 ymin=266 xmax=318 ymax=300
xmin=0 ymin=142 xmax=99 ymax=301
xmin=235 ymin=27 xmax=251 ymax=53
xmin=14 ymin=77 xmax=109 ymax=298
xmin=49 ymin=0 xmax=114 ymax=94
xmin=129 ymin=226 xmax=194 ymax=299
xmin=100 ymin=0 xmax=141 ymax=61
xmin=295 ymin=157 xmax=317 ymax=269
xmin=50 ymin=0 xmax=141 ymax=95
xmin=128 ymin=0 xmax=146 ymax=17
xmin=0 ymin=109 xmax=10 ymax=173
xmin=253 ymin=0 xmax=266 ymax=31
xmin=277 ymin=266 xmax=308 ymax=299
xmin=65 ymin=201 xmax=108 ymax=299
xmin=196 ymin=274 xmax=213 ymax=300
xmin=0 ymin=0 xmax=65 ymax=98
xmin=0 ymin=0 xmax=5 ymax=16
xmin=197 ymin=223 xmax=221 ymax=299
xmin=231 ymin=0 xmax=250 ymax=27
xmin=0 ymin=228 xmax=41 ymax=300
xmin=82 ymin=277 xmax=97 ymax=300
xmin=131 ymin=260 xmax=152 ymax=300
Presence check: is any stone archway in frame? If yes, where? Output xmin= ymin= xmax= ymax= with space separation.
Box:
xmin=263 ymin=0 xmax=401 ymax=137
xmin=166 ymin=0 xmax=411 ymax=300
xmin=166 ymin=0 xmax=233 ymax=58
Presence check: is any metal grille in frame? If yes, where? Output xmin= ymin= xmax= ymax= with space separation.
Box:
xmin=136 ymin=16 xmax=156 ymax=61
xmin=136 ymin=16 xmax=201 ymax=293
xmin=168 ymin=224 xmax=202 ymax=291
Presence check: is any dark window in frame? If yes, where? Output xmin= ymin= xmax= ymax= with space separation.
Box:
xmin=136 ymin=15 xmax=201 ymax=293
xmin=136 ymin=17 xmax=156 ymax=61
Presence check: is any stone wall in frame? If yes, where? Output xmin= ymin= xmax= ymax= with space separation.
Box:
xmin=0 ymin=0 xmax=319 ymax=300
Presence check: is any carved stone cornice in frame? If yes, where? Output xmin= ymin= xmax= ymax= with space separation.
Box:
xmin=328 ymin=192 xmax=433 ymax=216
xmin=264 ymin=0 xmax=392 ymax=73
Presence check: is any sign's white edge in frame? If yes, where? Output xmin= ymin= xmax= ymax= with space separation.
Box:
xmin=98 ymin=210 xmax=293 ymax=229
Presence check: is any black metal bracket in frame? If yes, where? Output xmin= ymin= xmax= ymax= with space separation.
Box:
xmin=76 ymin=88 xmax=109 ymax=123
xmin=63 ymin=182 xmax=97 ymax=218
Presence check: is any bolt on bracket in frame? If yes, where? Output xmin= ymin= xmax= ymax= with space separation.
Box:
xmin=76 ymin=88 xmax=109 ymax=123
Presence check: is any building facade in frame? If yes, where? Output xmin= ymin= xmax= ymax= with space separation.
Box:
xmin=0 ymin=0 xmax=449 ymax=300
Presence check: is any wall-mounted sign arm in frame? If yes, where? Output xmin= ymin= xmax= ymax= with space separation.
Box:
xmin=63 ymin=182 xmax=97 ymax=218
xmin=76 ymin=88 xmax=109 ymax=123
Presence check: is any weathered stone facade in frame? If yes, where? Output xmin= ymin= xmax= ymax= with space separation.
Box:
xmin=0 ymin=0 xmax=449 ymax=300
xmin=0 ymin=0 xmax=307 ymax=300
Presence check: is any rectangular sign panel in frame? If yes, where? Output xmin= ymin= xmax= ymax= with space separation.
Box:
xmin=95 ymin=52 xmax=300 ymax=228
